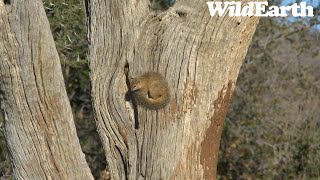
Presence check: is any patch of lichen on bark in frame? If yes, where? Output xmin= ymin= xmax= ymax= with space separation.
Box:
xmin=200 ymin=81 xmax=233 ymax=180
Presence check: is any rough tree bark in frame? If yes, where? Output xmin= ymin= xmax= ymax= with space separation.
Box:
xmin=87 ymin=0 xmax=259 ymax=179
xmin=0 ymin=0 xmax=93 ymax=179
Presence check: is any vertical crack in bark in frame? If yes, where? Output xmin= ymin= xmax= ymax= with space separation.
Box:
xmin=115 ymin=145 xmax=128 ymax=180
xmin=3 ymin=0 xmax=10 ymax=5
xmin=84 ymin=0 xmax=91 ymax=40
xmin=124 ymin=61 xmax=139 ymax=129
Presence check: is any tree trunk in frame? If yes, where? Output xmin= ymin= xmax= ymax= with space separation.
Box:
xmin=0 ymin=0 xmax=93 ymax=179
xmin=87 ymin=0 xmax=259 ymax=179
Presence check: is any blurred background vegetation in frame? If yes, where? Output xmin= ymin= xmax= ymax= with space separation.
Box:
xmin=0 ymin=0 xmax=319 ymax=179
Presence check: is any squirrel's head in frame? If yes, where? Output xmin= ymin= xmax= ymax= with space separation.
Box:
xmin=130 ymin=78 xmax=142 ymax=92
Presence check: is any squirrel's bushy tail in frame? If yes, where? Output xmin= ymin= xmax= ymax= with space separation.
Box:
xmin=134 ymin=92 xmax=170 ymax=110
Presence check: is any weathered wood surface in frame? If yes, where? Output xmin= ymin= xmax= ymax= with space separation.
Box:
xmin=87 ymin=0 xmax=259 ymax=179
xmin=0 ymin=0 xmax=93 ymax=179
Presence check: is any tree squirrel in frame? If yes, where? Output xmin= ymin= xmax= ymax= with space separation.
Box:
xmin=150 ymin=0 xmax=176 ymax=10
xmin=130 ymin=72 xmax=170 ymax=110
